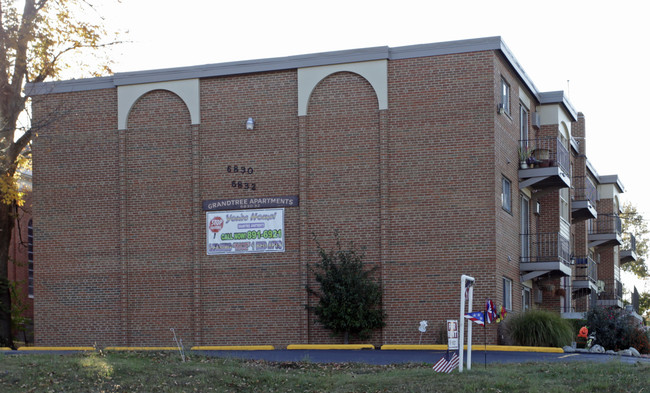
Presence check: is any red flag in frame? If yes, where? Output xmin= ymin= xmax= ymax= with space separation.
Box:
xmin=486 ymin=299 xmax=497 ymax=323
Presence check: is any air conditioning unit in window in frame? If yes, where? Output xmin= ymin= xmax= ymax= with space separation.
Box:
xmin=497 ymin=103 xmax=506 ymax=114
xmin=532 ymin=112 xmax=541 ymax=129
xmin=596 ymin=280 xmax=605 ymax=294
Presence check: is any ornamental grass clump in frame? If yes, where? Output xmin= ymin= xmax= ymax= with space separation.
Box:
xmin=506 ymin=309 xmax=573 ymax=347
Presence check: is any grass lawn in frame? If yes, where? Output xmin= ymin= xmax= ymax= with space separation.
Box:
xmin=1 ymin=351 xmax=648 ymax=392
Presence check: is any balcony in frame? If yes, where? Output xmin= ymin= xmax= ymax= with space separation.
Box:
xmin=520 ymin=232 xmax=572 ymax=281
xmin=620 ymin=234 xmax=638 ymax=263
xmin=588 ymin=214 xmax=622 ymax=248
xmin=518 ymin=137 xmax=571 ymax=191
xmin=571 ymin=255 xmax=598 ymax=294
xmin=571 ymin=176 xmax=598 ymax=222
xmin=596 ymin=279 xmax=624 ymax=308
xmin=560 ymin=289 xmax=598 ymax=317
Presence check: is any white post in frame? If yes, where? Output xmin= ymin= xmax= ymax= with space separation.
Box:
xmin=459 ymin=274 xmax=475 ymax=373
xmin=467 ymin=283 xmax=473 ymax=371
xmin=459 ymin=276 xmax=465 ymax=372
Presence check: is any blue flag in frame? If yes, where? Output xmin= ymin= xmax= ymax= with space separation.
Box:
xmin=464 ymin=311 xmax=485 ymax=326
xmin=486 ymin=299 xmax=497 ymax=323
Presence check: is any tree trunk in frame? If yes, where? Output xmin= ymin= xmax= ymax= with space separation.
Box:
xmin=0 ymin=202 xmax=16 ymax=349
xmin=344 ymin=331 xmax=349 ymax=345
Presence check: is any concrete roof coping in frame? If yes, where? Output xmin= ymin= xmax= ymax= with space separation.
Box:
xmin=585 ymin=159 xmax=625 ymax=192
xmin=599 ymin=174 xmax=625 ymax=193
xmin=24 ymin=36 xmax=574 ymax=114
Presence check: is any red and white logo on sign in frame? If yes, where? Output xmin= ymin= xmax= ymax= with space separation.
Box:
xmin=209 ymin=217 xmax=224 ymax=233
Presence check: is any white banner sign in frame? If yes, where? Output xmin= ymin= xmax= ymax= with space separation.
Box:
xmin=206 ymin=209 xmax=285 ymax=255
xmin=447 ymin=319 xmax=459 ymax=350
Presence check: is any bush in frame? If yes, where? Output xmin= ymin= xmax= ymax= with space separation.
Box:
xmin=506 ymin=309 xmax=574 ymax=347
xmin=307 ymin=234 xmax=385 ymax=343
xmin=627 ymin=327 xmax=650 ymax=354
xmin=585 ymin=306 xmax=649 ymax=353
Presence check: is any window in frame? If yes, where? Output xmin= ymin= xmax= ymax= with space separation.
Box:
xmin=501 ymin=177 xmax=512 ymax=213
xmin=503 ymin=277 xmax=512 ymax=310
xmin=522 ymin=287 xmax=531 ymax=311
xmin=500 ymin=78 xmax=510 ymax=115
xmin=560 ymin=188 xmax=569 ymax=223
xmin=28 ymin=219 xmax=33 ymax=298
xmin=519 ymin=104 xmax=529 ymax=145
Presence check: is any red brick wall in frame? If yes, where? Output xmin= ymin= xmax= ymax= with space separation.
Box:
xmin=383 ymin=52 xmax=499 ymax=344
xmin=303 ymin=71 xmax=381 ymax=343
xmin=32 ymin=88 xmax=122 ymax=345
xmin=122 ymin=90 xmax=194 ymax=345
xmin=198 ymin=71 xmax=302 ymax=346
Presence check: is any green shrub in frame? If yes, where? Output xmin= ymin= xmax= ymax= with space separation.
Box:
xmin=506 ymin=310 xmax=573 ymax=347
xmin=585 ymin=306 xmax=649 ymax=353
xmin=307 ymin=234 xmax=385 ymax=344
xmin=627 ymin=327 xmax=650 ymax=354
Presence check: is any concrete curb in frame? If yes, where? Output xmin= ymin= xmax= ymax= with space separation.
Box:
xmin=17 ymin=346 xmax=95 ymax=351
xmin=192 ymin=346 xmax=275 ymax=351
xmin=287 ymin=344 xmax=375 ymax=350
xmin=104 ymin=347 xmax=180 ymax=351
xmin=381 ymin=345 xmax=448 ymax=350
xmin=3 ymin=344 xmax=562 ymax=353
xmin=381 ymin=344 xmax=563 ymax=353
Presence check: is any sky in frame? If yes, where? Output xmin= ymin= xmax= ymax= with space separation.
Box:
xmin=96 ymin=0 xmax=649 ymax=293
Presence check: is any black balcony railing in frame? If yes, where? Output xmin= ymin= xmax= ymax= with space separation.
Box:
xmin=572 ymin=176 xmax=598 ymax=203
xmin=632 ymin=286 xmax=640 ymax=314
xmin=589 ymin=214 xmax=622 ymax=235
xmin=573 ymin=256 xmax=598 ymax=283
xmin=560 ymin=289 xmax=598 ymax=314
xmin=629 ymin=234 xmax=637 ymax=252
xmin=519 ymin=137 xmax=570 ymax=174
xmin=520 ymin=232 xmax=570 ymax=265
xmin=597 ymin=279 xmax=623 ymax=302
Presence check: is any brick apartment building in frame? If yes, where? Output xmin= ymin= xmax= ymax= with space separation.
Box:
xmin=24 ymin=36 xmax=635 ymax=347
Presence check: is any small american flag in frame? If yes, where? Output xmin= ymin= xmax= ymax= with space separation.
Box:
xmin=432 ymin=351 xmax=459 ymax=373
xmin=464 ymin=311 xmax=485 ymax=326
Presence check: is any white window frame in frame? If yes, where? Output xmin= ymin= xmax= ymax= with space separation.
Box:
xmin=519 ymin=103 xmax=529 ymax=145
xmin=502 ymin=177 xmax=512 ymax=213
xmin=522 ymin=286 xmax=531 ymax=311
xmin=503 ymin=277 xmax=512 ymax=311
xmin=501 ymin=78 xmax=510 ymax=115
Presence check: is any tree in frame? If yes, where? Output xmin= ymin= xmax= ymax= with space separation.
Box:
xmin=1 ymin=0 xmax=118 ymax=349
xmin=620 ymin=202 xmax=649 ymax=278
xmin=639 ymin=291 xmax=649 ymax=322
xmin=307 ymin=234 xmax=385 ymax=344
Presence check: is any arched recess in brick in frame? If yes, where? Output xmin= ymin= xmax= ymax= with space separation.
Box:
xmin=304 ymin=71 xmax=382 ymax=343
xmin=123 ymin=89 xmax=194 ymax=345
xmin=118 ymin=79 xmax=200 ymax=130
xmin=297 ymin=60 xmax=387 ymax=116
